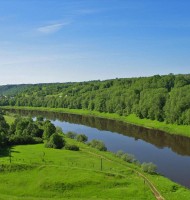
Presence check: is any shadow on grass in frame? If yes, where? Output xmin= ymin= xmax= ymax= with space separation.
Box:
xmin=0 ymin=146 xmax=20 ymax=158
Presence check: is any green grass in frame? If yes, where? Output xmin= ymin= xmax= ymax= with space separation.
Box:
xmin=1 ymin=106 xmax=190 ymax=137
xmin=0 ymin=138 xmax=190 ymax=200
xmin=147 ymin=174 xmax=190 ymax=200
xmin=0 ymin=142 xmax=154 ymax=200
xmin=3 ymin=115 xmax=15 ymax=125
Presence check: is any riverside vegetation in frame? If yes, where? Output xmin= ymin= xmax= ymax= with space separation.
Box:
xmin=0 ymin=114 xmax=190 ymax=199
xmin=0 ymin=74 xmax=190 ymax=137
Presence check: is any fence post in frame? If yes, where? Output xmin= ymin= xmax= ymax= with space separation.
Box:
xmin=9 ymin=148 xmax=12 ymax=164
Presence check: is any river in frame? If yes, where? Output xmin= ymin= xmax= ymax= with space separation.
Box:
xmin=7 ymin=109 xmax=190 ymax=188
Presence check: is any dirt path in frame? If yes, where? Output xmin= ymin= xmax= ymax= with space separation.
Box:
xmin=82 ymin=149 xmax=165 ymax=200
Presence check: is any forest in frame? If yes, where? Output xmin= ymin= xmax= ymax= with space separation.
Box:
xmin=0 ymin=73 xmax=190 ymax=125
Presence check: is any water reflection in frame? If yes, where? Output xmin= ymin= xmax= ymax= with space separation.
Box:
xmin=8 ymin=109 xmax=190 ymax=156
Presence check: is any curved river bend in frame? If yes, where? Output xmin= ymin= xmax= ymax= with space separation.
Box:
xmin=8 ymin=109 xmax=190 ymax=188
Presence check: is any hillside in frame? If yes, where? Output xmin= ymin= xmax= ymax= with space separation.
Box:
xmin=1 ymin=141 xmax=190 ymax=200
xmin=0 ymin=74 xmax=190 ymax=125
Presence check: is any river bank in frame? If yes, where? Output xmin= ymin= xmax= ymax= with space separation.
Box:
xmin=1 ymin=106 xmax=190 ymax=138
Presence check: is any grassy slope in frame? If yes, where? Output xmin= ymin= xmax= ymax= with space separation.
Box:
xmin=0 ymin=143 xmax=154 ymax=200
xmin=0 ymin=137 xmax=190 ymax=200
xmin=2 ymin=106 xmax=190 ymax=137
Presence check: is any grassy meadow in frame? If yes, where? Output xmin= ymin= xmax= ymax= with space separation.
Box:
xmin=0 ymin=143 xmax=154 ymax=200
xmin=0 ymin=137 xmax=190 ymax=200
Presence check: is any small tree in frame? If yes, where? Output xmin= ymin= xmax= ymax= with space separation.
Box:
xmin=76 ymin=134 xmax=88 ymax=143
xmin=66 ymin=131 xmax=77 ymax=139
xmin=116 ymin=150 xmax=124 ymax=158
xmin=43 ymin=120 xmax=56 ymax=140
xmin=88 ymin=139 xmax=107 ymax=151
xmin=141 ymin=162 xmax=157 ymax=174
xmin=45 ymin=133 xmax=65 ymax=149
xmin=121 ymin=153 xmax=136 ymax=163
xmin=65 ymin=144 xmax=79 ymax=151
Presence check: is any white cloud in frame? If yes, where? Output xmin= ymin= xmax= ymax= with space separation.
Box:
xmin=37 ymin=22 xmax=70 ymax=34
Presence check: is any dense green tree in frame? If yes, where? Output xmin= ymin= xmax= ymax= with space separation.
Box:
xmin=66 ymin=131 xmax=77 ymax=139
xmin=0 ymin=131 xmax=8 ymax=147
xmin=0 ymin=115 xmax=9 ymax=134
xmin=76 ymin=134 xmax=88 ymax=143
xmin=45 ymin=133 xmax=65 ymax=149
xmin=165 ymin=85 xmax=190 ymax=124
xmin=43 ymin=120 xmax=56 ymax=139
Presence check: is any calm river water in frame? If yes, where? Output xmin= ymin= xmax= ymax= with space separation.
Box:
xmin=7 ymin=109 xmax=190 ymax=188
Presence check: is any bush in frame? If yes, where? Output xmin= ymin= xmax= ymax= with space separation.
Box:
xmin=45 ymin=133 xmax=65 ymax=149
xmin=76 ymin=134 xmax=88 ymax=143
xmin=141 ymin=162 xmax=157 ymax=174
xmin=64 ymin=144 xmax=79 ymax=151
xmin=88 ymin=139 xmax=107 ymax=151
xmin=121 ymin=153 xmax=136 ymax=163
xmin=66 ymin=131 xmax=77 ymax=139
xmin=116 ymin=150 xmax=124 ymax=158
xmin=43 ymin=120 xmax=56 ymax=140
xmin=9 ymin=135 xmax=43 ymax=145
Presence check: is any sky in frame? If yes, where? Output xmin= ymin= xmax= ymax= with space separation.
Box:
xmin=0 ymin=0 xmax=190 ymax=84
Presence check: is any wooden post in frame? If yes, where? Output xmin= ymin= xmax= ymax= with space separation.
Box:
xmin=100 ymin=158 xmax=103 ymax=171
xmin=9 ymin=148 xmax=12 ymax=164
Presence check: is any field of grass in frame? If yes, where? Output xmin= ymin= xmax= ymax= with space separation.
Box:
xmin=2 ymin=106 xmax=190 ymax=137
xmin=0 ymin=143 xmax=154 ymax=200
xmin=0 ymin=137 xmax=190 ymax=200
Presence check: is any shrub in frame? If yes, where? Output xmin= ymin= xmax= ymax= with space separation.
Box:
xmin=121 ymin=153 xmax=136 ymax=163
xmin=43 ymin=120 xmax=56 ymax=140
xmin=76 ymin=134 xmax=88 ymax=143
xmin=45 ymin=133 xmax=65 ymax=149
xmin=170 ymin=184 xmax=179 ymax=192
xmin=64 ymin=144 xmax=79 ymax=151
xmin=88 ymin=139 xmax=107 ymax=151
xmin=141 ymin=162 xmax=157 ymax=174
xmin=116 ymin=150 xmax=124 ymax=158
xmin=9 ymin=135 xmax=43 ymax=145
xmin=66 ymin=131 xmax=77 ymax=139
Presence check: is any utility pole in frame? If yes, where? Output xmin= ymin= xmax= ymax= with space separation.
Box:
xmin=100 ymin=157 xmax=103 ymax=171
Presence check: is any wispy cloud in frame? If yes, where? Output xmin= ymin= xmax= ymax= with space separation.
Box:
xmin=37 ymin=22 xmax=71 ymax=34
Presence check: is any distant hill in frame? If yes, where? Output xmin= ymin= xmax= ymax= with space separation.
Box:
xmin=0 ymin=74 xmax=190 ymax=125
xmin=0 ymin=84 xmax=31 ymax=96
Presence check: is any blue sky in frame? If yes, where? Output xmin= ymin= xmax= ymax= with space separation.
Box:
xmin=0 ymin=0 xmax=190 ymax=84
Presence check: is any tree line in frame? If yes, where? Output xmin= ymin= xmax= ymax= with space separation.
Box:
xmin=0 ymin=115 xmax=64 ymax=148
xmin=0 ymin=74 xmax=190 ymax=125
